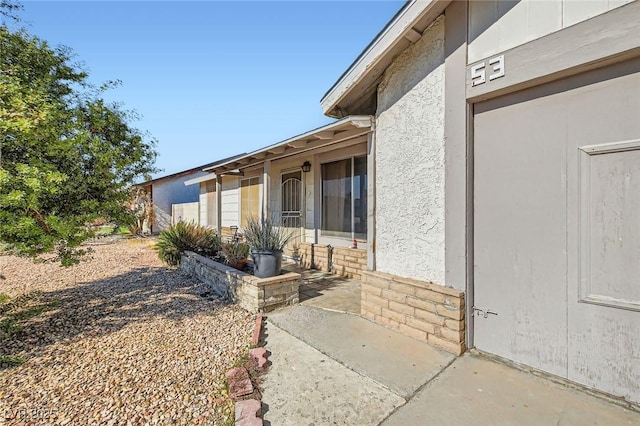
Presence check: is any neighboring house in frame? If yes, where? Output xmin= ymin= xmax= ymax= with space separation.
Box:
xmin=320 ymin=0 xmax=640 ymax=405
xmin=184 ymin=117 xmax=373 ymax=277
xmin=141 ymin=155 xmax=244 ymax=233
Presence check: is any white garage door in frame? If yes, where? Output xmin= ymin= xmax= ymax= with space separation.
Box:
xmin=473 ymin=57 xmax=640 ymax=403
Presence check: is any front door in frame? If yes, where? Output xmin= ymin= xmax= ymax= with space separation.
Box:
xmin=281 ymin=170 xmax=303 ymax=255
xmin=473 ymin=58 xmax=640 ymax=403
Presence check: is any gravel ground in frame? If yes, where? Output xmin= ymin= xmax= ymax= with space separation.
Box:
xmin=0 ymin=238 xmax=254 ymax=425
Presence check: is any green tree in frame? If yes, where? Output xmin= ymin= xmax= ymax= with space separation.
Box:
xmin=0 ymin=0 xmax=22 ymax=22
xmin=0 ymin=12 xmax=158 ymax=265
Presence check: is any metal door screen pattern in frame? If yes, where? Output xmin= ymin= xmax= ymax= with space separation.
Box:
xmin=281 ymin=172 xmax=302 ymax=228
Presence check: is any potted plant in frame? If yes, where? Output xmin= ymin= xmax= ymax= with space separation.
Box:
xmin=221 ymin=241 xmax=250 ymax=271
xmin=242 ymin=217 xmax=294 ymax=278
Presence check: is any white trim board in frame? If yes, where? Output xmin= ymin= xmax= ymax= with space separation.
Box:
xmin=465 ymin=0 xmax=640 ymax=102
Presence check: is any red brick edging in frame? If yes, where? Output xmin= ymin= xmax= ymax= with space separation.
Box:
xmin=249 ymin=347 xmax=268 ymax=369
xmin=251 ymin=312 xmax=263 ymax=347
xmin=227 ymin=312 xmax=268 ymax=425
xmin=226 ymin=367 xmax=253 ymax=399
xmin=234 ymin=399 xmax=262 ymax=426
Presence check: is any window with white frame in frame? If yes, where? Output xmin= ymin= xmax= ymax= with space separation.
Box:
xmin=321 ymin=156 xmax=367 ymax=240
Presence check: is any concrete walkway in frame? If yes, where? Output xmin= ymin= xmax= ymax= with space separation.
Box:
xmin=381 ymin=354 xmax=640 ymax=425
xmin=261 ymin=305 xmax=640 ymax=425
xmin=267 ymin=305 xmax=453 ymax=398
xmin=261 ymin=323 xmax=404 ymax=425
xmin=285 ymin=265 xmax=362 ymax=314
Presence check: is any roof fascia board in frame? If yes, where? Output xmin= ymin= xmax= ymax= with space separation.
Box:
xmin=320 ymin=0 xmax=441 ymax=115
xmin=212 ymin=127 xmax=370 ymax=174
xmin=215 ymin=133 xmax=369 ymax=175
xmin=140 ymin=153 xmax=246 ymax=186
xmin=141 ymin=166 xmax=208 ymax=186
xmin=184 ymin=173 xmax=217 ymax=186
xmin=204 ymin=115 xmax=372 ymax=173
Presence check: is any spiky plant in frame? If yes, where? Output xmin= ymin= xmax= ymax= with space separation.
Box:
xmin=155 ymin=221 xmax=221 ymax=266
xmin=242 ymin=217 xmax=294 ymax=252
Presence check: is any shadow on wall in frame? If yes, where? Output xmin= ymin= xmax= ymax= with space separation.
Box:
xmin=154 ymin=207 xmax=171 ymax=233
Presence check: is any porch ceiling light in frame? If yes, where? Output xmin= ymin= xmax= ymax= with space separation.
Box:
xmin=301 ymin=161 xmax=311 ymax=173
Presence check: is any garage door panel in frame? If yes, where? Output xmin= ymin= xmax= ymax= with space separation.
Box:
xmin=475 ymin=57 xmax=640 ymax=403
xmin=474 ymin=90 xmax=568 ymax=376
xmin=569 ymin=141 xmax=640 ymax=401
xmin=565 ymin=61 xmax=640 ymax=402
xmin=569 ymin=312 xmax=640 ymax=402
xmin=579 ymin=143 xmax=640 ymax=308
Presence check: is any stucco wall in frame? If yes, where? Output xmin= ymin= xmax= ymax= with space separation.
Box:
xmin=375 ymin=15 xmax=446 ymax=285
xmin=152 ymin=171 xmax=206 ymax=232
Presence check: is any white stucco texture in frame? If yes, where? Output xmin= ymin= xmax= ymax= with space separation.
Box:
xmin=375 ymin=15 xmax=446 ymax=285
xmin=151 ymin=172 xmax=204 ymax=232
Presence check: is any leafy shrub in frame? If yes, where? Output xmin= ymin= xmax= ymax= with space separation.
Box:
xmin=156 ymin=221 xmax=221 ymax=266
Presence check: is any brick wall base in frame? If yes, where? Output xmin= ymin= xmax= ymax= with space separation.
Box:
xmin=298 ymin=242 xmax=367 ymax=279
xmin=332 ymin=246 xmax=367 ymax=279
xmin=361 ymin=270 xmax=465 ymax=355
xmin=298 ymin=243 xmax=330 ymax=272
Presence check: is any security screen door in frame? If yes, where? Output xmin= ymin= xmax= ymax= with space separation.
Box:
xmin=281 ymin=171 xmax=303 ymax=254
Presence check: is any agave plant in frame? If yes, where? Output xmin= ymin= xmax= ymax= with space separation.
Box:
xmin=242 ymin=217 xmax=294 ymax=252
xmin=155 ymin=221 xmax=221 ymax=266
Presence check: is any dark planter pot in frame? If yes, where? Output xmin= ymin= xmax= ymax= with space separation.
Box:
xmin=251 ymin=250 xmax=282 ymax=278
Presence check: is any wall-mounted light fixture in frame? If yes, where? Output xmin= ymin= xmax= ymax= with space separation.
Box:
xmin=301 ymin=161 xmax=311 ymax=173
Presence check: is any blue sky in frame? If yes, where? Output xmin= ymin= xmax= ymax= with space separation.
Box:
xmin=17 ymin=1 xmax=404 ymax=178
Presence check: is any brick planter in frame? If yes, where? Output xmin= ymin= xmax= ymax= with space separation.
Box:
xmin=180 ymin=251 xmax=300 ymax=312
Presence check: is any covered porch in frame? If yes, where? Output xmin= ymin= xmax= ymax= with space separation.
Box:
xmin=184 ymin=115 xmax=375 ymax=284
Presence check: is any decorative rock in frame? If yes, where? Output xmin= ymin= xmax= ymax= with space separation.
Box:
xmin=234 ymin=399 xmax=262 ymax=426
xmin=0 ymin=240 xmax=254 ymax=426
xmin=249 ymin=347 xmax=268 ymax=370
xmin=226 ymin=367 xmax=253 ymax=399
